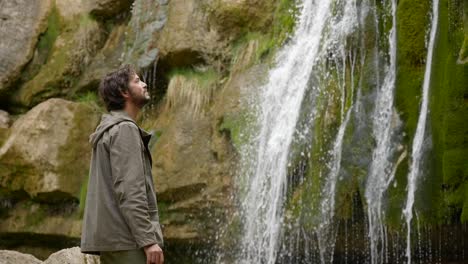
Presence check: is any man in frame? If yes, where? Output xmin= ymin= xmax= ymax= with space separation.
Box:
xmin=80 ymin=64 xmax=164 ymax=264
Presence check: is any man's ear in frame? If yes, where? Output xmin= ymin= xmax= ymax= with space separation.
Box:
xmin=120 ymin=89 xmax=130 ymax=98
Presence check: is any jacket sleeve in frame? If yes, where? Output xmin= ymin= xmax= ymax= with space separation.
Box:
xmin=109 ymin=122 xmax=159 ymax=248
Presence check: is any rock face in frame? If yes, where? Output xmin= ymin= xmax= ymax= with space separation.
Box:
xmin=0 ymin=98 xmax=100 ymax=201
xmin=154 ymin=0 xmax=228 ymax=68
xmin=87 ymin=0 xmax=133 ymax=18
xmin=0 ymin=0 xmax=51 ymax=93
xmin=0 ymin=110 xmax=10 ymax=129
xmin=0 ymin=249 xmax=42 ymax=264
xmin=11 ymin=16 xmax=105 ymax=108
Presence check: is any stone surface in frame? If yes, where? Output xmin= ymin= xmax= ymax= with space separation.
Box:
xmin=0 ymin=249 xmax=42 ymax=264
xmin=123 ymin=0 xmax=168 ymax=68
xmin=0 ymin=110 xmax=10 ymax=129
xmin=12 ymin=17 xmax=105 ymax=108
xmin=0 ymin=200 xmax=82 ymax=238
xmin=0 ymin=0 xmax=51 ymax=93
xmin=0 ymin=98 xmax=101 ymax=201
xmin=87 ymin=0 xmax=133 ymax=18
xmin=43 ymin=247 xmax=99 ymax=264
xmin=74 ymin=25 xmax=127 ymax=95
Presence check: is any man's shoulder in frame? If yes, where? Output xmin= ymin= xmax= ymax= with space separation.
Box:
xmin=108 ymin=120 xmax=141 ymax=139
xmin=109 ymin=120 xmax=139 ymax=132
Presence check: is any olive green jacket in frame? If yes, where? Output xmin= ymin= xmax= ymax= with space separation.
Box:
xmin=80 ymin=109 xmax=163 ymax=255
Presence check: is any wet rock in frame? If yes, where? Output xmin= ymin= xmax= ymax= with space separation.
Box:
xmin=123 ymin=0 xmax=168 ymax=68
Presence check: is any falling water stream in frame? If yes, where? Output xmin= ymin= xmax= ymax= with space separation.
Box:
xmin=233 ymin=0 xmax=463 ymax=263
xmin=238 ymin=1 xmax=333 ymax=262
xmin=364 ymin=0 xmax=399 ymax=263
xmin=403 ymin=0 xmax=439 ymax=263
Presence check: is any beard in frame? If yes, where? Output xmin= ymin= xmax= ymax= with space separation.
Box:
xmin=128 ymin=88 xmax=150 ymax=108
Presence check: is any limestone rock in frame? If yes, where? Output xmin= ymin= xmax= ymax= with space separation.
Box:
xmin=0 ymin=200 xmax=82 ymax=238
xmin=0 ymin=110 xmax=11 ymax=129
xmin=0 ymin=98 xmax=101 ymax=201
xmin=55 ymin=0 xmax=87 ymax=19
xmin=43 ymin=247 xmax=99 ymax=264
xmin=12 ymin=17 xmax=105 ymax=108
xmin=87 ymin=0 xmax=133 ymax=19
xmin=123 ymin=0 xmax=168 ymax=68
xmin=207 ymin=0 xmax=275 ymax=34
xmin=74 ymin=25 xmax=127 ymax=94
xmin=154 ymin=0 xmax=228 ymax=68
xmin=0 ymin=0 xmax=51 ymax=92
xmin=0 ymin=249 xmax=42 ymax=264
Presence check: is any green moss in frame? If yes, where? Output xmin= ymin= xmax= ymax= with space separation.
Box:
xmin=56 ymin=103 xmax=100 ymax=200
xmin=429 ymin=0 xmax=468 ymax=223
xmin=395 ymin=0 xmax=430 ymax=141
xmin=157 ymin=201 xmax=169 ymax=222
xmin=230 ymin=32 xmax=275 ymax=66
xmin=13 ymin=13 xmax=103 ymax=108
xmin=167 ymin=68 xmax=219 ymax=89
xmin=78 ymin=172 xmax=89 ymax=218
xmin=228 ymin=0 xmax=298 ymax=65
xmin=0 ymin=150 xmax=38 ymax=194
xmin=38 ymin=5 xmax=61 ymax=61
xmin=219 ymin=111 xmax=254 ymax=151
xmin=19 ymin=4 xmax=62 ymax=84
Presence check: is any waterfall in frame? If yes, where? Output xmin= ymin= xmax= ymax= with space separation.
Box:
xmin=403 ymin=0 xmax=439 ymax=263
xmin=238 ymin=0 xmax=333 ymax=263
xmin=236 ymin=0 xmax=370 ymax=263
xmin=364 ymin=0 xmax=399 ymax=263
xmin=315 ymin=1 xmax=362 ymax=262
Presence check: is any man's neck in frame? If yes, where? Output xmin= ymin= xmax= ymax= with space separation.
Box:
xmin=123 ymin=103 xmax=140 ymax=122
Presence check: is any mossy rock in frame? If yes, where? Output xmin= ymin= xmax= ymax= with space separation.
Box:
xmin=0 ymin=98 xmax=100 ymax=202
xmin=11 ymin=14 xmax=105 ymax=109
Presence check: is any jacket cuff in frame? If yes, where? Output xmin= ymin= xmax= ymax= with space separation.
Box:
xmin=137 ymin=236 xmax=158 ymax=249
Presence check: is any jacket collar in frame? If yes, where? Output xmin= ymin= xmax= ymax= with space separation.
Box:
xmin=110 ymin=109 xmax=154 ymax=166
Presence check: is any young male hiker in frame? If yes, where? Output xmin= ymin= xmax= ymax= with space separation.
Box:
xmin=80 ymin=64 xmax=164 ymax=264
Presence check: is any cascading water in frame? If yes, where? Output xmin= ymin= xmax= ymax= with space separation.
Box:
xmin=231 ymin=0 xmax=465 ymax=263
xmin=315 ymin=1 xmax=362 ymax=262
xmin=237 ymin=0 xmax=370 ymax=263
xmin=364 ymin=0 xmax=399 ymax=263
xmin=238 ymin=0 xmax=333 ymax=263
xmin=403 ymin=0 xmax=439 ymax=263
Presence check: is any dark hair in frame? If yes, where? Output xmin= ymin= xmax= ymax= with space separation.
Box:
xmin=98 ymin=64 xmax=137 ymax=111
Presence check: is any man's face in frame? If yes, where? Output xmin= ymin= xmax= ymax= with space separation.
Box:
xmin=127 ymin=73 xmax=150 ymax=108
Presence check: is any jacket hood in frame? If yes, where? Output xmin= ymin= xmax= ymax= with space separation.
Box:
xmin=89 ymin=110 xmax=153 ymax=148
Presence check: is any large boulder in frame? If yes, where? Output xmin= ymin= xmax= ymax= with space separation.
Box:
xmin=0 ymin=0 xmax=51 ymax=93
xmin=43 ymin=247 xmax=99 ymax=264
xmin=0 ymin=249 xmax=42 ymax=264
xmin=0 ymin=98 xmax=101 ymax=202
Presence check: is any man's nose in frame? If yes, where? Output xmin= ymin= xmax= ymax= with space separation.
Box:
xmin=142 ymin=81 xmax=147 ymax=88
